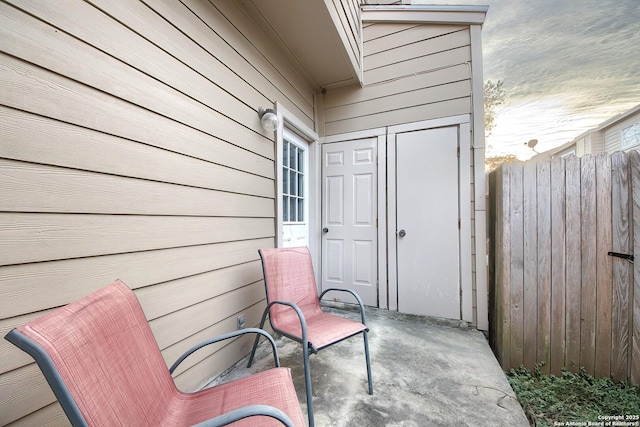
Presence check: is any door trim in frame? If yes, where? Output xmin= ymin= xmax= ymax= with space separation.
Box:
xmin=274 ymin=102 xmax=319 ymax=262
xmin=387 ymin=115 xmax=473 ymax=321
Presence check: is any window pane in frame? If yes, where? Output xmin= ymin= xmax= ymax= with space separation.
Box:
xmin=297 ymin=198 xmax=304 ymax=222
xmin=290 ymin=170 xmax=297 ymax=196
xmin=289 ymin=144 xmax=296 ymax=170
xmin=298 ymin=172 xmax=304 ymax=197
xmin=283 ymin=142 xmax=289 ymax=168
xmin=298 ymin=148 xmax=304 ymax=173
xmin=283 ymin=168 xmax=289 ymax=194
xmin=283 ymin=196 xmax=289 ymax=221
xmin=289 ymin=197 xmax=295 ymax=221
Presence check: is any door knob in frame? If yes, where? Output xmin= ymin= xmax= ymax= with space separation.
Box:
xmin=398 ymin=229 xmax=406 ymax=237
xmin=322 ymin=227 xmax=329 ymax=233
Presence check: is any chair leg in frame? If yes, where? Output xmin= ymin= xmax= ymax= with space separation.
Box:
xmin=363 ymin=331 xmax=373 ymax=395
xmin=247 ymin=308 xmax=269 ymax=368
xmin=302 ymin=343 xmax=315 ymax=427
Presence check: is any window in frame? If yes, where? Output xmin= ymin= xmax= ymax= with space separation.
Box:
xmin=282 ymin=138 xmax=305 ymax=223
xmin=621 ymin=121 xmax=640 ymax=149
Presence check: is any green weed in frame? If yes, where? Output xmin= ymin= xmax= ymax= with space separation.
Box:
xmin=506 ymin=362 xmax=640 ymax=426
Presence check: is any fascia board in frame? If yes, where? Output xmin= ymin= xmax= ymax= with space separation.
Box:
xmin=362 ymin=5 xmax=488 ymax=25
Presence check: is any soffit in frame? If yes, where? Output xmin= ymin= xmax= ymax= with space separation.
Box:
xmin=237 ymin=0 xmax=359 ymax=89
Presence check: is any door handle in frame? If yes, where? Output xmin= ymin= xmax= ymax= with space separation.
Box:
xmin=398 ymin=229 xmax=406 ymax=237
xmin=322 ymin=227 xmax=329 ymax=233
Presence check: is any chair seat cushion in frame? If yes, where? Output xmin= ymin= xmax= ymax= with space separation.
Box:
xmin=274 ymin=311 xmax=367 ymax=351
xmin=177 ymin=367 xmax=305 ymax=426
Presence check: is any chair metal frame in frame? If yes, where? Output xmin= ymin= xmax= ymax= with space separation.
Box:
xmin=248 ymin=248 xmax=373 ymax=427
xmin=5 ymin=282 xmax=301 ymax=427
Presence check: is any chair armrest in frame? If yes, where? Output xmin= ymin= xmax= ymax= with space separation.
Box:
xmin=192 ymin=404 xmax=294 ymax=427
xmin=319 ymin=288 xmax=368 ymax=325
xmin=266 ymin=300 xmax=309 ymax=336
xmin=170 ymin=328 xmax=280 ymax=374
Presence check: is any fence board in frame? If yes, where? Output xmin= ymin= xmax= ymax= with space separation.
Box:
xmin=565 ymin=155 xmax=582 ymax=372
xmin=594 ymin=153 xmax=613 ymax=378
xmin=496 ymin=163 xmax=511 ymax=368
xmin=550 ymin=157 xmax=567 ymax=376
xmin=611 ymin=152 xmax=631 ymax=381
xmin=580 ymin=155 xmax=597 ymax=374
xmin=490 ymin=150 xmax=639 ymax=384
xmin=536 ymin=160 xmax=552 ymax=374
xmin=523 ymin=161 xmax=538 ymax=369
xmin=509 ymin=163 xmax=525 ymax=367
xmin=630 ymin=150 xmax=640 ymax=384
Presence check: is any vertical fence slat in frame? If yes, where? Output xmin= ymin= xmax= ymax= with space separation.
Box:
xmin=490 ymin=151 xmax=638 ymax=383
xmin=580 ymin=155 xmax=597 ymax=375
xmin=611 ymin=151 xmax=631 ymax=381
xmin=523 ymin=161 xmax=538 ymax=369
xmin=550 ymin=157 xmax=567 ymax=376
xmin=630 ymin=150 xmax=640 ymax=384
xmin=509 ymin=163 xmax=525 ymax=368
xmin=495 ymin=163 xmax=511 ymax=369
xmin=565 ymin=155 xmax=582 ymax=372
xmin=595 ymin=153 xmax=613 ymax=379
xmin=536 ymin=160 xmax=552 ymax=374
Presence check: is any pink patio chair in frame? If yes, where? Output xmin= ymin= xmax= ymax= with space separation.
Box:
xmin=247 ymin=247 xmax=373 ymax=427
xmin=5 ymin=280 xmax=305 ymax=427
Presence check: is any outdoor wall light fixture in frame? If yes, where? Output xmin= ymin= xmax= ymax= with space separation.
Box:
xmin=258 ymin=107 xmax=279 ymax=132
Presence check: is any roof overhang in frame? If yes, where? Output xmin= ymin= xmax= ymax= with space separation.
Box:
xmin=238 ymin=0 xmax=362 ymax=90
xmin=362 ymin=5 xmax=488 ymax=25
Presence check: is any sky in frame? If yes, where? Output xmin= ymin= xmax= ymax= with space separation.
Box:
xmin=418 ymin=0 xmax=640 ymax=159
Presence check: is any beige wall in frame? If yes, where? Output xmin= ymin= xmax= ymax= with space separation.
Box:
xmin=604 ymin=110 xmax=640 ymax=153
xmin=0 ymin=0 xmax=315 ymax=424
xmin=321 ymin=20 xmax=485 ymax=327
xmin=323 ymin=22 xmax=471 ymax=136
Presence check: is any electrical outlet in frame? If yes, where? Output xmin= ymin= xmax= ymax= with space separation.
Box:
xmin=237 ymin=314 xmax=246 ymax=330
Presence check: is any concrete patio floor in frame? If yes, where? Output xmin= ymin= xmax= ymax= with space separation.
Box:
xmin=210 ymin=306 xmax=530 ymax=426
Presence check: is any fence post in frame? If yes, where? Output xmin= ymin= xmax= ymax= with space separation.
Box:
xmin=629 ymin=150 xmax=640 ymax=384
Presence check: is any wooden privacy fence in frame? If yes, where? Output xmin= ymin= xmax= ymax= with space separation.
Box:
xmin=489 ymin=150 xmax=640 ymax=384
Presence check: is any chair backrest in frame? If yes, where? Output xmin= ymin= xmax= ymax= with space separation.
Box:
xmin=10 ymin=280 xmax=177 ymax=425
xmin=259 ymin=247 xmax=323 ymax=327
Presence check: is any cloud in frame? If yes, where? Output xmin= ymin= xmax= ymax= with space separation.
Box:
xmin=415 ymin=0 xmax=639 ymax=157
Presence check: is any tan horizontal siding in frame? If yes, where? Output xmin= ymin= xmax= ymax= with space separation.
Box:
xmin=1 ymin=2 xmax=271 ymax=157
xmin=332 ymin=0 xmax=362 ymax=69
xmin=1 ymin=0 xmax=315 ymax=423
xmin=0 ymin=107 xmax=274 ymax=181
xmin=6 ymin=402 xmax=67 ymax=427
xmin=361 ymin=22 xmax=416 ymax=42
xmin=0 ymin=239 xmax=270 ymax=327
xmin=162 ymin=301 xmax=267 ymax=379
xmin=0 ymin=160 xmax=273 ymax=215
xmin=325 ymin=80 xmax=470 ymax=122
xmin=324 ymin=62 xmax=470 ymax=108
xmin=0 ymin=364 xmax=58 ymax=426
xmin=364 ymin=43 xmax=471 ymax=84
xmin=0 ymin=214 xmax=273 ymax=266
xmin=326 ymin=97 xmax=470 ymax=135
xmin=324 ymin=22 xmax=471 ymax=136
xmin=191 ymin=0 xmax=314 ymax=127
xmin=365 ymin=25 xmax=465 ymax=57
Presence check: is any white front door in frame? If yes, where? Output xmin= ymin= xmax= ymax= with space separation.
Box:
xmin=282 ymin=128 xmax=309 ymax=248
xmin=396 ymin=127 xmax=460 ymax=319
xmin=321 ymin=138 xmax=378 ymax=306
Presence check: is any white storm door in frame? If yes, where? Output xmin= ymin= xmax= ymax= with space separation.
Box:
xmin=282 ymin=128 xmax=309 ymax=248
xmin=321 ymin=138 xmax=378 ymax=307
xmin=396 ymin=127 xmax=460 ymax=319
